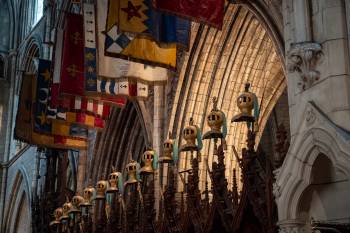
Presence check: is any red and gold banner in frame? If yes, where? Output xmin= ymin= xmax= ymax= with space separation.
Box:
xmin=14 ymin=73 xmax=87 ymax=150
xmin=154 ymin=0 xmax=224 ymax=28
xmin=59 ymin=13 xmax=85 ymax=96
xmin=49 ymin=84 xmax=107 ymax=129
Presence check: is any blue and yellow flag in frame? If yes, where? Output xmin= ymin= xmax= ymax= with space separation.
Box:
xmin=118 ymin=0 xmax=190 ymax=48
xmin=102 ymin=0 xmax=177 ymax=69
xmin=34 ymin=59 xmax=88 ymax=139
xmin=14 ymin=71 xmax=87 ymax=150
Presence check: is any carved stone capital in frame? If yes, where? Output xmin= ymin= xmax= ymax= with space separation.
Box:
xmin=278 ymin=220 xmax=305 ymax=233
xmin=288 ymin=42 xmax=323 ymax=91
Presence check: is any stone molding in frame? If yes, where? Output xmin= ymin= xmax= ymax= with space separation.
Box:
xmin=278 ymin=219 xmax=305 ymax=233
xmin=288 ymin=42 xmax=323 ymax=90
xmin=274 ymin=101 xmax=350 ymax=220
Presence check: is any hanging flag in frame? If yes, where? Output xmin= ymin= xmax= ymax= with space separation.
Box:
xmin=53 ymin=28 xmax=64 ymax=84
xmin=35 ymin=59 xmax=88 ymax=139
xmin=49 ymin=84 xmax=107 ymax=129
xmin=59 ymin=13 xmax=85 ymax=97
xmin=83 ymin=3 xmax=98 ymax=93
xmin=97 ymin=0 xmax=177 ymax=69
xmin=96 ymin=77 xmax=151 ymax=98
xmin=51 ymin=84 xmax=113 ymax=119
xmin=65 ymin=96 xmax=112 ymax=119
xmin=14 ymin=73 xmax=35 ymax=143
xmin=154 ymin=0 xmax=224 ymax=29
xmin=34 ymin=59 xmax=55 ymax=134
xmin=84 ymin=3 xmax=153 ymax=100
xmin=118 ymin=0 xmax=190 ymax=48
xmin=14 ymin=73 xmax=87 ymax=150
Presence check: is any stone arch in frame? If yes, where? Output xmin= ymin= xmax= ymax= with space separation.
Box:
xmin=237 ymin=0 xmax=284 ymax=61
xmin=16 ymin=37 xmax=41 ymax=95
xmin=20 ymin=37 xmax=42 ymax=71
xmin=3 ymin=169 xmax=31 ymax=233
xmin=91 ymin=101 xmax=151 ymax=184
xmin=276 ymin=126 xmax=350 ymax=224
xmin=13 ymin=192 xmax=30 ymax=233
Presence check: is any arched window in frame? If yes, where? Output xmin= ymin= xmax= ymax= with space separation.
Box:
xmin=33 ymin=0 xmax=44 ymax=26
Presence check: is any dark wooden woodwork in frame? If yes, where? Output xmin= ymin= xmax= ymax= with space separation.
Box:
xmin=46 ymin=129 xmax=282 ymax=233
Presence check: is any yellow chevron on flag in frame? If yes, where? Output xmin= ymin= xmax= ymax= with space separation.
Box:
xmin=119 ymin=0 xmax=148 ymax=33
xmin=106 ymin=0 xmax=119 ymax=31
xmin=121 ymin=38 xmax=177 ymax=68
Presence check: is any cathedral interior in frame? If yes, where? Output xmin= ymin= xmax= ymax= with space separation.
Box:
xmin=0 ymin=0 xmax=350 ymax=232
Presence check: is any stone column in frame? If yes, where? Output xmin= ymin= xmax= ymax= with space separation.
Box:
xmin=293 ymin=0 xmax=312 ymax=42
xmin=153 ymin=84 xmax=165 ymax=218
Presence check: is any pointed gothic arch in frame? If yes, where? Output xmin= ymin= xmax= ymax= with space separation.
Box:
xmin=3 ymin=169 xmax=31 ymax=233
xmin=91 ymin=100 xmax=152 ymax=184
xmin=275 ymin=102 xmax=350 ymax=229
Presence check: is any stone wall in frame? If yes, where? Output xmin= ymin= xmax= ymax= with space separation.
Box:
xmin=0 ymin=0 xmax=49 ymax=232
xmin=276 ymin=0 xmax=350 ymax=231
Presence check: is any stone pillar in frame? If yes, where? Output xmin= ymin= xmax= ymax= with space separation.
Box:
xmin=293 ymin=0 xmax=312 ymax=42
xmin=285 ymin=0 xmax=350 ymax=137
xmin=153 ymin=84 xmax=165 ymax=218
xmin=3 ymin=49 xmax=17 ymax=161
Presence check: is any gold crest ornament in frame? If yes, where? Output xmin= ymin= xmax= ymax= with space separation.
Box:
xmin=203 ymin=97 xmax=228 ymax=140
xmin=68 ymin=195 xmax=84 ymax=214
xmin=180 ymin=118 xmax=203 ymax=152
xmin=107 ymin=167 xmax=123 ymax=193
xmin=60 ymin=199 xmax=73 ymax=221
xmin=50 ymin=208 xmax=63 ymax=226
xmin=81 ymin=186 xmax=95 ymax=207
xmin=140 ymin=149 xmax=158 ymax=174
xmin=232 ymin=83 xmax=259 ymax=123
xmin=95 ymin=180 xmax=108 ymax=199
xmin=159 ymin=132 xmax=179 ymax=164
xmin=125 ymin=160 xmax=141 ymax=185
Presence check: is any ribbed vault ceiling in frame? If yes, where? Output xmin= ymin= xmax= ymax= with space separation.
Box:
xmin=91 ymin=102 xmax=148 ymax=183
xmin=169 ymin=5 xmax=286 ymax=191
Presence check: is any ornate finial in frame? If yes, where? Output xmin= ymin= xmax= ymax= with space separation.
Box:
xmin=212 ymin=97 xmax=218 ymax=110
xmin=232 ymin=169 xmax=237 ymax=188
xmin=111 ymin=165 xmax=116 ymax=173
xmin=245 ymin=83 xmax=250 ymax=92
xmin=189 ymin=117 xmax=194 ymax=125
